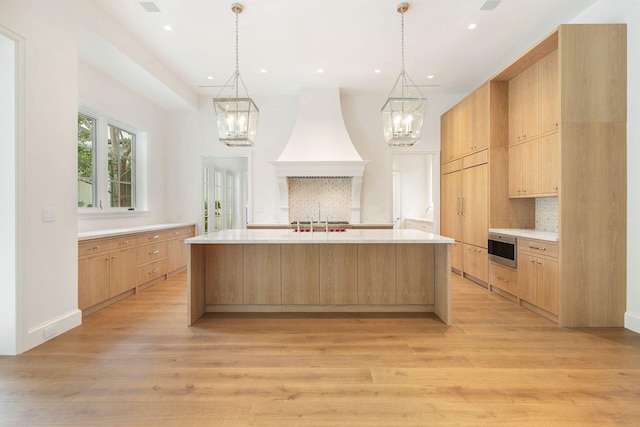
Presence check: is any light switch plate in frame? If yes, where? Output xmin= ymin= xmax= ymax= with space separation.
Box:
xmin=42 ymin=207 xmax=55 ymax=222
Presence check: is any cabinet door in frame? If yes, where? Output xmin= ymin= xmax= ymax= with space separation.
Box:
xmin=463 ymin=244 xmax=488 ymax=283
xmin=520 ymin=139 xmax=539 ymax=196
xmin=538 ymin=132 xmax=559 ymax=195
xmin=472 ymin=83 xmax=490 ymax=152
xmin=450 ymin=105 xmax=462 ymax=161
xmin=109 ymin=247 xmax=138 ymax=297
xmin=462 ymin=163 xmax=488 ymax=248
xmin=166 ymin=238 xmax=186 ymax=273
xmin=319 ymin=244 xmax=357 ymax=304
xmin=396 ymin=244 xmax=435 ymax=304
xmin=508 ymin=144 xmax=523 ymax=197
xmin=440 ymin=170 xmax=463 ymax=241
xmin=537 ymin=258 xmax=559 ymax=315
xmin=281 ymin=244 xmax=319 ymax=304
xmin=518 ymin=253 xmax=537 ymax=304
xmin=450 ymin=241 xmax=463 ymax=272
xmin=357 ymin=244 xmax=395 ymax=304
xmin=460 ymin=95 xmax=475 ymax=156
xmin=538 ymin=49 xmax=559 ymax=135
xmin=440 ymin=111 xmax=452 ymax=163
xmin=78 ymin=254 xmax=110 ymax=310
xmin=508 ymin=73 xmax=523 ymax=145
xmin=243 ymin=245 xmax=281 ymax=304
xmin=521 ymin=62 xmax=539 ymax=141
xmin=205 ymin=245 xmax=243 ymax=304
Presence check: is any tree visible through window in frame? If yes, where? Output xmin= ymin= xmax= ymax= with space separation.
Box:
xmin=108 ymin=125 xmax=135 ymax=208
xmin=77 ymin=114 xmax=95 ymax=207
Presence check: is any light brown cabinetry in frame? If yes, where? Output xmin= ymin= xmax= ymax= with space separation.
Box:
xmin=358 ymin=244 xmax=396 ymax=304
xmin=489 ymin=262 xmax=518 ymax=297
xmin=508 ymin=139 xmax=539 ymax=197
xmin=204 ymin=244 xmax=243 ymax=304
xmin=78 ymin=235 xmax=137 ymax=310
xmin=518 ymin=238 xmax=559 ymax=316
xmin=78 ymin=224 xmax=196 ymax=315
xmin=463 ymin=243 xmax=488 ymax=283
xmin=166 ymin=226 xmax=195 ymax=274
xmin=243 ymin=244 xmax=282 ymax=304
xmin=509 ymin=63 xmax=538 ymax=145
xmin=538 ymin=49 xmax=559 ymax=135
xmin=319 ymin=244 xmax=357 ymax=304
xmin=282 ymin=245 xmax=319 ymax=304
xmin=441 ymin=107 xmax=461 ymax=163
xmin=462 ymin=162 xmax=488 ymax=248
xmin=396 ymin=244 xmax=435 ymax=304
xmin=538 ymin=132 xmax=559 ymax=195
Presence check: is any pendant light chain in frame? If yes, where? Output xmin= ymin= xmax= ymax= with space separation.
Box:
xmin=235 ymin=7 xmax=239 ymax=99
xmin=401 ymin=8 xmax=405 ymax=74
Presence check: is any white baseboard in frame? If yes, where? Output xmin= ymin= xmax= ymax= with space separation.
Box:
xmin=22 ymin=309 xmax=82 ymax=353
xmin=624 ymin=311 xmax=640 ymax=334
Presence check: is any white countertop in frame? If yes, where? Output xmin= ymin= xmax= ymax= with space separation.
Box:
xmin=78 ymin=223 xmax=194 ymax=241
xmin=489 ymin=228 xmax=559 ymax=242
xmin=186 ymin=228 xmax=454 ymax=244
xmin=404 ymin=217 xmax=434 ymax=223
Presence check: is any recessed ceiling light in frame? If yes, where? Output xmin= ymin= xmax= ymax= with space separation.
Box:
xmin=468 ymin=23 xmax=477 ymax=30
xmin=374 ymin=69 xmax=381 ymax=74
xmin=207 ymin=76 xmax=214 ymax=80
xmin=163 ymin=25 xmax=173 ymax=31
xmin=260 ymin=69 xmax=267 ymax=73
xmin=317 ymin=68 xmax=324 ymax=73
xmin=428 ymin=75 xmax=435 ymax=79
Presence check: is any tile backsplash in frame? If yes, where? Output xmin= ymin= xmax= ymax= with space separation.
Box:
xmin=288 ymin=177 xmax=352 ymax=222
xmin=535 ymin=197 xmax=559 ymax=232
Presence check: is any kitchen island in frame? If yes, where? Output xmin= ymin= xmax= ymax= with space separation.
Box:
xmin=185 ymin=229 xmax=454 ymax=325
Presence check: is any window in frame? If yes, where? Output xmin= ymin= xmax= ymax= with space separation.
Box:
xmin=77 ymin=112 xmax=139 ymax=211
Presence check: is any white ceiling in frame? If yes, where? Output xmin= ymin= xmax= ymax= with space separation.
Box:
xmin=88 ymin=0 xmax=598 ymax=108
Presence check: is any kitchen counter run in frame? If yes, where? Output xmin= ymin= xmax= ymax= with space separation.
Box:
xmin=489 ymin=228 xmax=558 ymax=242
xmin=186 ymin=228 xmax=454 ymax=244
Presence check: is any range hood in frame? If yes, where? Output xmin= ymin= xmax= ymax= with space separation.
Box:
xmin=272 ymin=87 xmax=369 ymax=223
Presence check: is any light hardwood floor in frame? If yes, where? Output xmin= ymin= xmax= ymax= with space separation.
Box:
xmin=1 ymin=272 xmax=639 ymax=426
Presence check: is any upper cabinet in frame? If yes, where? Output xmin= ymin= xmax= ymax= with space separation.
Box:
xmin=441 ymin=83 xmax=491 ymax=163
xmin=538 ymin=49 xmax=559 ymax=135
xmin=509 ymin=63 xmax=539 ymax=145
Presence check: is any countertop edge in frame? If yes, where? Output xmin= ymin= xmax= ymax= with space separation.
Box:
xmin=489 ymin=228 xmax=559 ymax=242
xmin=78 ymin=223 xmax=195 ymax=241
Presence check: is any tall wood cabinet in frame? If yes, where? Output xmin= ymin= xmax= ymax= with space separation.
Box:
xmin=494 ymin=24 xmax=625 ymax=327
xmin=440 ymin=82 xmax=534 ymax=285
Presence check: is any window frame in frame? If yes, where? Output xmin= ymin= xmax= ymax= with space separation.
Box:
xmin=77 ymin=108 xmax=147 ymax=217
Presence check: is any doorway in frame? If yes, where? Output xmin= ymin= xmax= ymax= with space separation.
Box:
xmin=202 ymin=155 xmax=249 ymax=233
xmin=1 ymin=31 xmax=18 ymax=355
xmin=392 ymin=153 xmax=437 ymax=231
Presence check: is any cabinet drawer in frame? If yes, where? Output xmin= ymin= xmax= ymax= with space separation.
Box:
xmin=442 ymin=159 xmax=462 ymax=174
xmin=78 ymin=239 xmax=110 ymax=257
xmin=167 ymin=226 xmax=195 ymax=239
xmin=136 ymin=230 xmax=167 ymax=245
xmin=489 ymin=262 xmax=518 ymax=296
xmin=137 ymin=242 xmax=167 ymax=265
xmin=137 ymin=259 xmax=167 ymax=285
xmin=462 ymin=149 xmax=488 ymax=169
xmin=519 ymin=238 xmax=558 ymax=258
xmin=109 ymin=235 xmax=136 ymax=251
xmin=463 ymin=243 xmax=488 ymax=282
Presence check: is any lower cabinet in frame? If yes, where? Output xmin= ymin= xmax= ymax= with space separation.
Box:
xmin=488 ymin=237 xmax=559 ymax=320
xmin=450 ymin=241 xmax=463 ymax=273
xmin=463 ymin=243 xmax=488 ymax=283
xmin=489 ymin=262 xmax=518 ymax=297
xmin=78 ymin=224 xmax=195 ymax=314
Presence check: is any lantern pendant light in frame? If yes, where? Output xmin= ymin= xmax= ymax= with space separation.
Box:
xmin=213 ymin=3 xmax=259 ymax=146
xmin=381 ymin=2 xmax=427 ymax=147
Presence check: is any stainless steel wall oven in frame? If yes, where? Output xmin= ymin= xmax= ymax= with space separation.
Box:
xmin=488 ymin=232 xmax=517 ymax=268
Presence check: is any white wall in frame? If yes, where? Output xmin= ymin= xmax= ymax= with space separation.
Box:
xmin=0 ymin=31 xmax=17 ymax=355
xmin=570 ymin=0 xmax=640 ymax=333
xmin=164 ymin=92 xmax=462 ymax=229
xmin=0 ymin=0 xmax=81 ymax=353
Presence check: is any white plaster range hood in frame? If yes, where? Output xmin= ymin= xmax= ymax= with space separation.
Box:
xmin=272 ymin=87 xmax=369 ymax=223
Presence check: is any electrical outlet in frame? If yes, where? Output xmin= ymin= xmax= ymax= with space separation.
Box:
xmin=43 ymin=325 xmax=57 ymax=339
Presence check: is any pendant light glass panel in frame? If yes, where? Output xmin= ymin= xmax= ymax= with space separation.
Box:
xmin=213 ymin=97 xmax=258 ymax=146
xmin=381 ymin=97 xmax=426 ymax=146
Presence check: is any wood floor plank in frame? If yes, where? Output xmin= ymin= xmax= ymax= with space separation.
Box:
xmin=1 ymin=271 xmax=639 ymax=426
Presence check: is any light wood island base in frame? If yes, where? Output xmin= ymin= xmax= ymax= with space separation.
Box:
xmin=187 ymin=229 xmax=452 ymax=326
